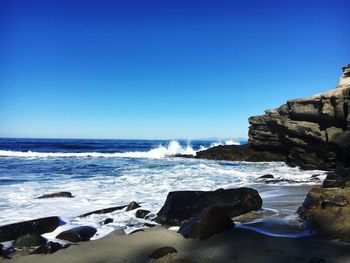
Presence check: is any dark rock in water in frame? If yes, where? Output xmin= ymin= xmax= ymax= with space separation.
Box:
xmin=31 ymin=241 xmax=68 ymax=254
xmin=78 ymin=205 xmax=127 ymax=217
xmin=126 ymin=201 xmax=140 ymax=211
xmin=156 ymin=188 xmax=262 ymax=226
xmin=14 ymin=234 xmax=47 ymax=248
xmin=149 ymin=246 xmax=177 ymax=259
xmin=322 ymin=172 xmax=350 ymax=188
xmin=101 ymin=218 xmax=114 ymax=225
xmin=259 ymin=174 xmax=274 ymax=179
xmin=298 ymin=187 xmax=350 ymax=240
xmin=265 ymin=179 xmax=297 ymax=184
xmin=174 ymin=154 xmax=194 ymax=158
xmin=248 ymin=64 xmax=350 ymax=171
xmin=135 ymin=209 xmax=150 ymax=219
xmin=36 ymin=192 xmax=73 ymax=199
xmin=195 ymin=144 xmax=286 ymax=162
xmin=178 ymin=206 xmax=234 ymax=239
xmin=0 ymin=216 xmax=60 ymax=242
xmin=56 ymin=226 xmax=97 ymax=242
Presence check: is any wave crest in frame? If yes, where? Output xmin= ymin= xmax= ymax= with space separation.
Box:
xmin=0 ymin=139 xmax=241 ymax=159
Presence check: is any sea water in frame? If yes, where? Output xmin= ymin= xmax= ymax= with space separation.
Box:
xmin=0 ymin=138 xmax=326 ymax=241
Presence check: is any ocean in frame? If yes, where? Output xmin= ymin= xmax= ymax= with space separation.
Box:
xmin=0 ymin=138 xmax=326 ymax=241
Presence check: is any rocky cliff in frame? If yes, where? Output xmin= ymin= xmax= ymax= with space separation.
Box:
xmin=248 ymin=64 xmax=350 ymax=172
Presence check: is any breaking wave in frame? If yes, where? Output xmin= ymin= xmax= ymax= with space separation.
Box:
xmin=0 ymin=139 xmax=241 ymax=159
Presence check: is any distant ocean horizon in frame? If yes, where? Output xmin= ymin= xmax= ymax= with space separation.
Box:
xmin=0 ymin=138 xmax=326 ymax=241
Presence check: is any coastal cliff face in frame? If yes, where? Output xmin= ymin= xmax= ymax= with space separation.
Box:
xmin=248 ymin=64 xmax=350 ymax=172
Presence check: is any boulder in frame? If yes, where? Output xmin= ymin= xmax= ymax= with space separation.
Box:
xmin=14 ymin=234 xmax=47 ymax=248
xmin=31 ymin=241 xmax=68 ymax=254
xmin=149 ymin=246 xmax=177 ymax=259
xmin=56 ymin=226 xmax=97 ymax=242
xmin=156 ymin=188 xmax=262 ymax=226
xmin=126 ymin=201 xmax=141 ymax=211
xmin=297 ymin=187 xmax=350 ymax=240
xmin=36 ymin=192 xmax=73 ymax=199
xmin=135 ymin=209 xmax=150 ymax=219
xmin=178 ymin=206 xmax=234 ymax=239
xmin=0 ymin=216 xmax=60 ymax=242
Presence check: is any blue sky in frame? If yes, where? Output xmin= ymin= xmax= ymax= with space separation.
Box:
xmin=1 ymin=0 xmax=349 ymax=139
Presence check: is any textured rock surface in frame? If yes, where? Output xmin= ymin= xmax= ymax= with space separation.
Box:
xmin=178 ymin=206 xmax=234 ymax=239
xmin=14 ymin=234 xmax=47 ymax=248
xmin=0 ymin=217 xmax=60 ymax=242
xmin=148 ymin=246 xmax=177 ymax=259
xmin=297 ymin=187 xmax=350 ymax=240
xmin=156 ymin=188 xmax=262 ymax=226
xmin=248 ymin=64 xmax=350 ymax=171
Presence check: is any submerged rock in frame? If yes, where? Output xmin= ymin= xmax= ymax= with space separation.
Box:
xmin=56 ymin=226 xmax=97 ymax=242
xmin=78 ymin=205 xmax=127 ymax=217
xmin=36 ymin=192 xmax=73 ymax=199
xmin=0 ymin=216 xmax=60 ymax=242
xmin=178 ymin=206 xmax=234 ymax=239
xmin=298 ymin=187 xmax=350 ymax=240
xmin=14 ymin=234 xmax=47 ymax=248
xmin=126 ymin=201 xmax=141 ymax=211
xmin=259 ymin=174 xmax=274 ymax=179
xmin=149 ymin=246 xmax=177 ymax=259
xmin=156 ymin=188 xmax=262 ymax=226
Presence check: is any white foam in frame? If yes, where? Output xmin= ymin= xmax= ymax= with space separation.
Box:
xmin=0 ymin=141 xmax=326 ymax=243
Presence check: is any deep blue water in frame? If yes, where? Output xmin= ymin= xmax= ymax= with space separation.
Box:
xmin=0 ymin=138 xmax=242 ymax=153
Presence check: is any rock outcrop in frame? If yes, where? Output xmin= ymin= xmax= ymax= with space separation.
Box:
xmin=297 ymin=187 xmax=350 ymax=241
xmin=195 ymin=144 xmax=286 ymax=162
xmin=248 ymin=64 xmax=350 ymax=172
xmin=156 ymin=188 xmax=262 ymax=226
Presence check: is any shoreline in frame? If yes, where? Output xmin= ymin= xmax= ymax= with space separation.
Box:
xmin=6 ymin=226 xmax=350 ymax=263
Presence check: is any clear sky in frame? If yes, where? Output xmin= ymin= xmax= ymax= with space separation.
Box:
xmin=1 ymin=0 xmax=349 ymax=140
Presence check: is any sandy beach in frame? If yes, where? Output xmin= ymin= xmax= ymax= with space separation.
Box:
xmin=4 ymin=226 xmax=350 ymax=263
